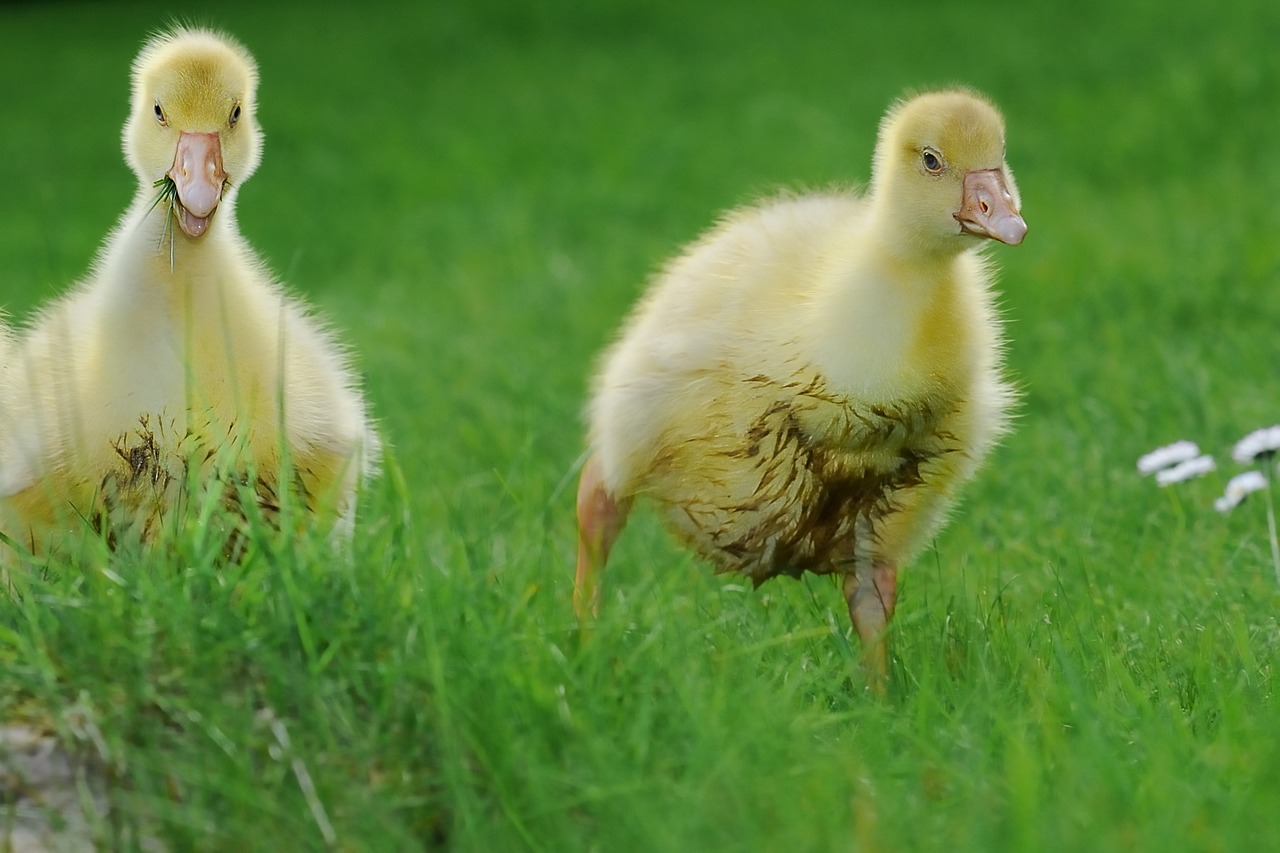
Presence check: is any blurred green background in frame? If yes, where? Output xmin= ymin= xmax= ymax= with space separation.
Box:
xmin=6 ymin=0 xmax=1278 ymax=479
xmin=3 ymin=0 xmax=1280 ymax=848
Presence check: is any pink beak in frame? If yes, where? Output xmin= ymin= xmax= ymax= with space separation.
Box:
xmin=955 ymin=168 xmax=1026 ymax=246
xmin=167 ymin=132 xmax=226 ymax=238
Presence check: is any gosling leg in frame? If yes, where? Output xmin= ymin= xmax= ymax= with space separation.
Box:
xmin=574 ymin=454 xmax=631 ymax=619
xmin=843 ymin=560 xmax=898 ymax=694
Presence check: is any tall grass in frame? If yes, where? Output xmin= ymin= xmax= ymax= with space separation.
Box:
xmin=2 ymin=0 xmax=1279 ymax=848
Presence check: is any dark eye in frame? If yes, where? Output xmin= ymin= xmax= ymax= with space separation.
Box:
xmin=153 ymin=102 xmax=167 ymax=125
xmin=922 ymin=149 xmax=944 ymax=175
xmin=229 ymin=103 xmax=242 ymax=127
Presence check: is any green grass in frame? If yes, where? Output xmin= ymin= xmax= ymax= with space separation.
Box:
xmin=3 ymin=0 xmax=1280 ymax=848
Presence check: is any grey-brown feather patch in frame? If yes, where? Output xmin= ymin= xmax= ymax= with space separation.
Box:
xmin=94 ymin=414 xmax=315 ymax=557
xmin=653 ymin=373 xmax=963 ymax=585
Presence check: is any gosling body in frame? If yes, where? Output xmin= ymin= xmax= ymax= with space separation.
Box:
xmin=0 ymin=28 xmax=378 ymax=558
xmin=577 ymin=90 xmax=1026 ymax=686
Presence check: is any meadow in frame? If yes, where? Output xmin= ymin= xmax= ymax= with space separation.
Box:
xmin=2 ymin=0 xmax=1280 ymax=848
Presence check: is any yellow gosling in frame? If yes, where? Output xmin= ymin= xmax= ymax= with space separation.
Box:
xmin=576 ymin=89 xmax=1026 ymax=690
xmin=0 ymin=28 xmax=379 ymax=561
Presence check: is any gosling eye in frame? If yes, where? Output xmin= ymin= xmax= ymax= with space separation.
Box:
xmin=921 ymin=148 xmax=945 ymax=175
xmin=153 ymin=102 xmax=167 ymax=126
xmin=229 ymin=103 xmax=242 ymax=128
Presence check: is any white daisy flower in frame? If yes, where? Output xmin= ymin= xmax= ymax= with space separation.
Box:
xmin=1155 ymin=454 xmax=1217 ymax=486
xmin=1214 ymin=470 xmax=1269 ymax=513
xmin=1231 ymin=425 xmax=1280 ymax=464
xmin=1137 ymin=440 xmax=1201 ymax=475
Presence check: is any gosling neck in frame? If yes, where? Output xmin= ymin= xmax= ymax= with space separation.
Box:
xmin=809 ymin=209 xmax=969 ymax=400
xmin=121 ymin=189 xmax=241 ymax=277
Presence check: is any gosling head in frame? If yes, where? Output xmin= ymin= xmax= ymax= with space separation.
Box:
xmin=123 ymin=28 xmax=261 ymax=239
xmin=870 ymin=89 xmax=1026 ymax=253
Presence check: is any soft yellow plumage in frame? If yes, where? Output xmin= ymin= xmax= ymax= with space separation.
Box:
xmin=0 ymin=28 xmax=378 ymax=560
xmin=575 ymin=90 xmax=1026 ymax=688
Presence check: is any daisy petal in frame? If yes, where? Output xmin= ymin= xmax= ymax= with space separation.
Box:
xmin=1155 ymin=454 xmax=1217 ymax=486
xmin=1231 ymin=426 xmax=1280 ymax=464
xmin=1138 ymin=440 xmax=1201 ymax=475
xmin=1215 ymin=470 xmax=1269 ymax=512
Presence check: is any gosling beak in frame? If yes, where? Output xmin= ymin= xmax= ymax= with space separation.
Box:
xmin=955 ymin=168 xmax=1026 ymax=246
xmin=167 ymin=132 xmax=226 ymax=239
